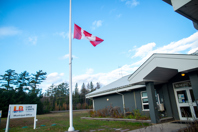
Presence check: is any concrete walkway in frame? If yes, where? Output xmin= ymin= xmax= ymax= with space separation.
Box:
xmin=128 ymin=122 xmax=187 ymax=132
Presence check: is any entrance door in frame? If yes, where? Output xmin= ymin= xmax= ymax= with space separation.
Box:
xmin=174 ymin=87 xmax=198 ymax=120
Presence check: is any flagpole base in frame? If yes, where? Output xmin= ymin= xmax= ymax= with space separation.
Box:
xmin=65 ymin=130 xmax=79 ymax=132
xmin=66 ymin=127 xmax=79 ymax=132
xmin=67 ymin=126 xmax=75 ymax=132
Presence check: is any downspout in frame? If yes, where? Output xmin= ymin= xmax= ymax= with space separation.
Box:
xmin=116 ymin=90 xmax=126 ymax=116
xmin=88 ymin=96 xmax=95 ymax=111
xmin=91 ymin=98 xmax=95 ymax=111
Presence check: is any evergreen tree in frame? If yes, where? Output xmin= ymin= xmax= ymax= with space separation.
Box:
xmin=46 ymin=84 xmax=56 ymax=110
xmin=46 ymin=84 xmax=55 ymax=97
xmin=73 ymin=83 xmax=80 ymax=109
xmin=74 ymin=83 xmax=79 ymax=96
xmin=80 ymin=83 xmax=88 ymax=104
xmin=95 ymin=82 xmax=101 ymax=90
xmin=0 ymin=69 xmax=17 ymax=90
xmin=29 ymin=70 xmax=47 ymax=94
xmin=90 ymin=81 xmax=94 ymax=92
xmin=16 ymin=71 xmax=30 ymax=92
xmin=57 ymin=82 xmax=68 ymax=110
xmin=87 ymin=83 xmax=90 ymax=93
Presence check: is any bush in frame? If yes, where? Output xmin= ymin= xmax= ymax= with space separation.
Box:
xmin=88 ymin=105 xmax=124 ymax=118
xmin=82 ymin=103 xmax=88 ymax=109
xmin=89 ymin=110 xmax=97 ymax=117
xmin=126 ymin=109 xmax=150 ymax=120
xmin=76 ymin=103 xmax=81 ymax=109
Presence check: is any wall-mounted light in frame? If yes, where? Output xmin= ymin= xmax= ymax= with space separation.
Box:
xmin=107 ymin=98 xmax=109 ymax=101
xmin=181 ymin=73 xmax=185 ymax=76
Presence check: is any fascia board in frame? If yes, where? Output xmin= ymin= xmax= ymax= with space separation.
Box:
xmin=171 ymin=0 xmax=191 ymax=11
xmin=128 ymin=54 xmax=198 ymax=84
xmin=86 ymin=85 xmax=145 ymax=98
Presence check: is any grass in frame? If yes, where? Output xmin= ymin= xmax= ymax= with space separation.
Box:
xmin=0 ymin=110 xmax=150 ymax=132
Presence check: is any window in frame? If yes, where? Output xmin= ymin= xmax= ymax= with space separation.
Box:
xmin=141 ymin=91 xmax=149 ymax=111
xmin=141 ymin=91 xmax=160 ymax=111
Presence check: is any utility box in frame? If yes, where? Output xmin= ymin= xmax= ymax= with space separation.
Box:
xmin=157 ymin=104 xmax=165 ymax=111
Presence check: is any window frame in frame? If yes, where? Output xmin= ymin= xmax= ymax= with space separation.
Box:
xmin=140 ymin=91 xmax=160 ymax=111
xmin=141 ymin=91 xmax=149 ymax=111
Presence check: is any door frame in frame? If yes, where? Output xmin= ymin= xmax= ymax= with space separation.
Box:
xmin=173 ymin=81 xmax=197 ymax=121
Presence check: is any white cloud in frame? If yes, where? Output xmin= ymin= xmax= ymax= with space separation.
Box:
xmin=40 ymin=72 xmax=65 ymax=92
xmin=132 ymin=42 xmax=156 ymax=58
xmin=91 ymin=20 xmax=103 ymax=30
xmin=28 ymin=36 xmax=37 ymax=45
xmin=121 ymin=0 xmax=140 ymax=7
xmin=86 ymin=68 xmax=94 ymax=74
xmin=0 ymin=27 xmax=21 ymax=37
xmin=46 ymin=72 xmax=64 ymax=83
xmin=72 ymin=64 xmax=138 ymax=89
xmin=41 ymin=32 xmax=198 ymax=92
xmin=130 ymin=31 xmax=198 ymax=66
xmin=60 ymin=54 xmax=78 ymax=60
xmin=188 ymin=47 xmax=198 ymax=54
xmin=55 ymin=32 xmax=69 ymax=39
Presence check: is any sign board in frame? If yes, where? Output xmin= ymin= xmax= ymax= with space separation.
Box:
xmin=10 ymin=105 xmax=36 ymax=119
xmin=5 ymin=104 xmax=37 ymax=132
xmin=174 ymin=81 xmax=191 ymax=88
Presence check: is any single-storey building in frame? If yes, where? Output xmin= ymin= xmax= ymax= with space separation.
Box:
xmin=86 ymin=53 xmax=198 ymax=123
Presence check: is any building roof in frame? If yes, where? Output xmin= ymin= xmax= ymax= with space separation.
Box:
xmin=128 ymin=53 xmax=198 ymax=85
xmin=86 ymin=74 xmax=145 ymax=98
xmin=86 ymin=53 xmax=198 ymax=98
xmin=163 ymin=0 xmax=198 ymax=30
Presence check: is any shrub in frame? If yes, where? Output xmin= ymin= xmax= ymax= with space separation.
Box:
xmin=126 ymin=109 xmax=150 ymax=120
xmin=89 ymin=110 xmax=96 ymax=117
xmin=88 ymin=105 xmax=124 ymax=118
xmin=76 ymin=103 xmax=81 ymax=109
xmin=82 ymin=103 xmax=88 ymax=109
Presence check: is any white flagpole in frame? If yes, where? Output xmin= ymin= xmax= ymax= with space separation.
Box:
xmin=68 ymin=0 xmax=75 ymax=131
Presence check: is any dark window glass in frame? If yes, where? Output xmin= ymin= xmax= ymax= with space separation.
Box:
xmin=143 ymin=98 xmax=149 ymax=103
xmin=193 ymin=106 xmax=198 ymax=118
xmin=190 ymin=89 xmax=195 ymax=102
xmin=143 ymin=105 xmax=149 ymax=110
xmin=180 ymin=107 xmax=192 ymax=117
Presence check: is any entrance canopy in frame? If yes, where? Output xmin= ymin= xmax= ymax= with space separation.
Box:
xmin=128 ymin=54 xmax=198 ymax=85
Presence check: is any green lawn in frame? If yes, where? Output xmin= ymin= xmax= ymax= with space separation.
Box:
xmin=0 ymin=111 xmax=150 ymax=132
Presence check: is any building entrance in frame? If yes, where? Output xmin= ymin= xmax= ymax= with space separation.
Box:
xmin=174 ymin=85 xmax=198 ymax=120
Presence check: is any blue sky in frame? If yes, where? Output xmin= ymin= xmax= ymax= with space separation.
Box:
xmin=0 ymin=0 xmax=197 ymax=92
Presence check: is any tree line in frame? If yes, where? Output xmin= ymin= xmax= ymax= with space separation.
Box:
xmin=0 ymin=69 xmax=47 ymax=117
xmin=0 ymin=69 xmax=101 ymax=117
xmin=42 ymin=81 xmax=100 ymax=112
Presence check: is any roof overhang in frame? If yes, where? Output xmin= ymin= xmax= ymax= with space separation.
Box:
xmin=128 ymin=54 xmax=198 ymax=85
xmin=144 ymin=67 xmax=178 ymax=83
xmin=163 ymin=0 xmax=198 ymax=30
xmin=86 ymin=84 xmax=145 ymax=99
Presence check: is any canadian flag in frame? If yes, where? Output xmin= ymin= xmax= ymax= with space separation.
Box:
xmin=73 ymin=24 xmax=104 ymax=47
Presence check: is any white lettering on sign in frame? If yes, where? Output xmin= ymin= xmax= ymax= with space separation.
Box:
xmin=174 ymin=81 xmax=191 ymax=88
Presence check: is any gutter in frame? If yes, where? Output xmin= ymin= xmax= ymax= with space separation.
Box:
xmin=116 ymin=90 xmax=126 ymax=116
xmin=86 ymin=85 xmax=145 ymax=99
